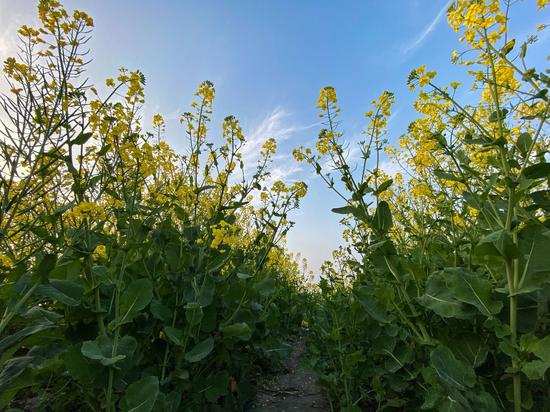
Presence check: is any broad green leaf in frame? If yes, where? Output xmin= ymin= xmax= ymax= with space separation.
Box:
xmin=35 ymin=253 xmax=57 ymax=282
xmin=36 ymin=279 xmax=83 ymax=306
xmin=530 ymin=190 xmax=550 ymax=207
xmin=184 ymin=337 xmax=214 ymax=363
xmin=372 ymin=201 xmax=392 ymax=233
xmin=447 ymin=336 xmax=488 ymax=368
xmin=254 ymin=278 xmax=277 ymax=297
xmin=150 ymin=300 xmax=172 ymax=322
xmin=522 ymin=336 xmax=550 ymax=380
xmin=418 ymin=273 xmax=471 ymax=319
xmin=430 ymin=345 xmax=476 ymax=390
xmin=222 ymin=322 xmax=252 ymax=341
xmin=204 ymin=371 xmax=229 ymax=402
xmin=522 ymin=360 xmax=548 ymax=380
xmin=475 ymin=229 xmax=519 ymax=260
xmin=164 ymin=326 xmax=185 ymax=347
xmin=445 ymin=268 xmax=503 ymax=317
xmin=119 ymin=278 xmax=153 ymax=319
xmin=522 ymin=162 xmax=550 ymax=179
xmin=516 ymin=132 xmax=532 ymax=156
xmin=81 ymin=338 xmax=125 ymax=366
xmin=120 ymin=376 xmax=159 ymax=412
xmin=81 ymin=335 xmax=136 ymax=367
xmin=517 ymin=223 xmax=550 ymax=292
xmin=355 ymin=287 xmax=391 ymax=323
xmin=383 ymin=345 xmax=412 ymax=373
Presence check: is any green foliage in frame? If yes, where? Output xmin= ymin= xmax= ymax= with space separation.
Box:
xmin=0 ymin=2 xmax=311 ymax=411
xmin=301 ymin=2 xmax=550 ymax=411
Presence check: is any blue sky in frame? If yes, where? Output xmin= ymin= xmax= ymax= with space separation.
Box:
xmin=1 ymin=0 xmax=548 ymax=274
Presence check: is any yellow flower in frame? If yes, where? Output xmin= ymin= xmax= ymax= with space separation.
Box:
xmin=261 ymin=138 xmax=277 ymax=156
xmin=210 ymin=220 xmax=240 ymax=250
xmin=317 ymin=86 xmax=338 ymax=111
xmin=152 ymin=113 xmax=165 ymax=130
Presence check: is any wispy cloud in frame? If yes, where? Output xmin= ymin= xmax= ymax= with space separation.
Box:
xmin=403 ymin=0 xmax=452 ymax=53
xmin=242 ymin=107 xmax=317 ymax=180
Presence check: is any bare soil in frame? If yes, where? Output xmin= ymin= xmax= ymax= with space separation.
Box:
xmin=249 ymin=334 xmax=328 ymax=411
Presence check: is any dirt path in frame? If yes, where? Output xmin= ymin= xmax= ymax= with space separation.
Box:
xmin=249 ymin=334 xmax=328 ymax=411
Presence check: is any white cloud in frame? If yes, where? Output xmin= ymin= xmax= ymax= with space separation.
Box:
xmin=403 ymin=0 xmax=452 ymax=53
xmin=379 ymin=158 xmax=402 ymax=176
xmin=242 ymin=107 xmax=317 ymax=180
xmin=243 ymin=107 xmax=291 ymax=163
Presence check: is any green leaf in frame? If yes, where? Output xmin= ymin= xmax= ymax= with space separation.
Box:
xmin=434 ymin=169 xmax=463 ymax=182
xmin=421 ymin=268 xmax=501 ymax=318
xmin=204 ymin=371 xmax=229 ymax=402
xmin=331 ymin=205 xmax=368 ymax=222
xmin=70 ymin=132 xmax=93 ymax=145
xmin=446 ymin=336 xmax=489 ymax=368
xmin=530 ymin=190 xmax=550 ymax=207
xmin=81 ymin=335 xmax=136 ymax=367
xmin=184 ymin=337 xmax=214 ymax=363
xmin=237 ymin=272 xmax=253 ymax=280
xmin=0 ymin=356 xmax=33 ymax=393
xmin=185 ymin=302 xmax=203 ymax=325
xmin=430 ymin=345 xmax=476 ymax=390
xmin=193 ymin=185 xmax=216 ymax=194
xmin=222 ymin=323 xmax=252 ymax=341
xmin=254 ymin=278 xmax=277 ymax=297
xmin=97 ymin=144 xmax=111 ymax=156
xmin=488 ymin=108 xmax=508 ymax=122
xmin=517 ymin=223 xmax=550 ymax=292
xmin=522 ymin=336 xmax=550 ymax=380
xmin=119 ymin=279 xmax=153 ymax=320
xmin=522 ymin=360 xmax=548 ymax=380
xmin=372 ymin=201 xmax=392 ymax=233
xmin=374 ymin=179 xmax=393 ymax=195
xmin=475 ymin=229 xmax=519 ymax=260
xmin=522 ymin=162 xmax=550 ymax=179
xmin=446 ymin=268 xmax=502 ymax=317
xmin=36 ymin=279 xmax=83 ymax=306
xmin=418 ymin=273 xmax=471 ymax=319
xmin=355 ymin=287 xmax=391 ymax=323
xmin=164 ymin=326 xmax=185 ymax=347
xmin=516 ymin=133 xmax=532 ymax=156
xmin=331 ymin=206 xmax=357 ymax=215
xmin=120 ymin=376 xmax=159 ymax=412
xmin=81 ymin=336 xmax=125 ymax=366
xmin=0 ymin=323 xmax=55 ymax=353
xmin=150 ymin=300 xmax=172 ymax=322
xmin=35 ymin=253 xmax=57 ymax=282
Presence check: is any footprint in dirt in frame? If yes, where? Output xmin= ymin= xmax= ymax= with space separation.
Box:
xmin=248 ymin=334 xmax=328 ymax=411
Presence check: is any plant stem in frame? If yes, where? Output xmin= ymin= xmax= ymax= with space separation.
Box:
xmin=0 ymin=281 xmax=40 ymax=335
